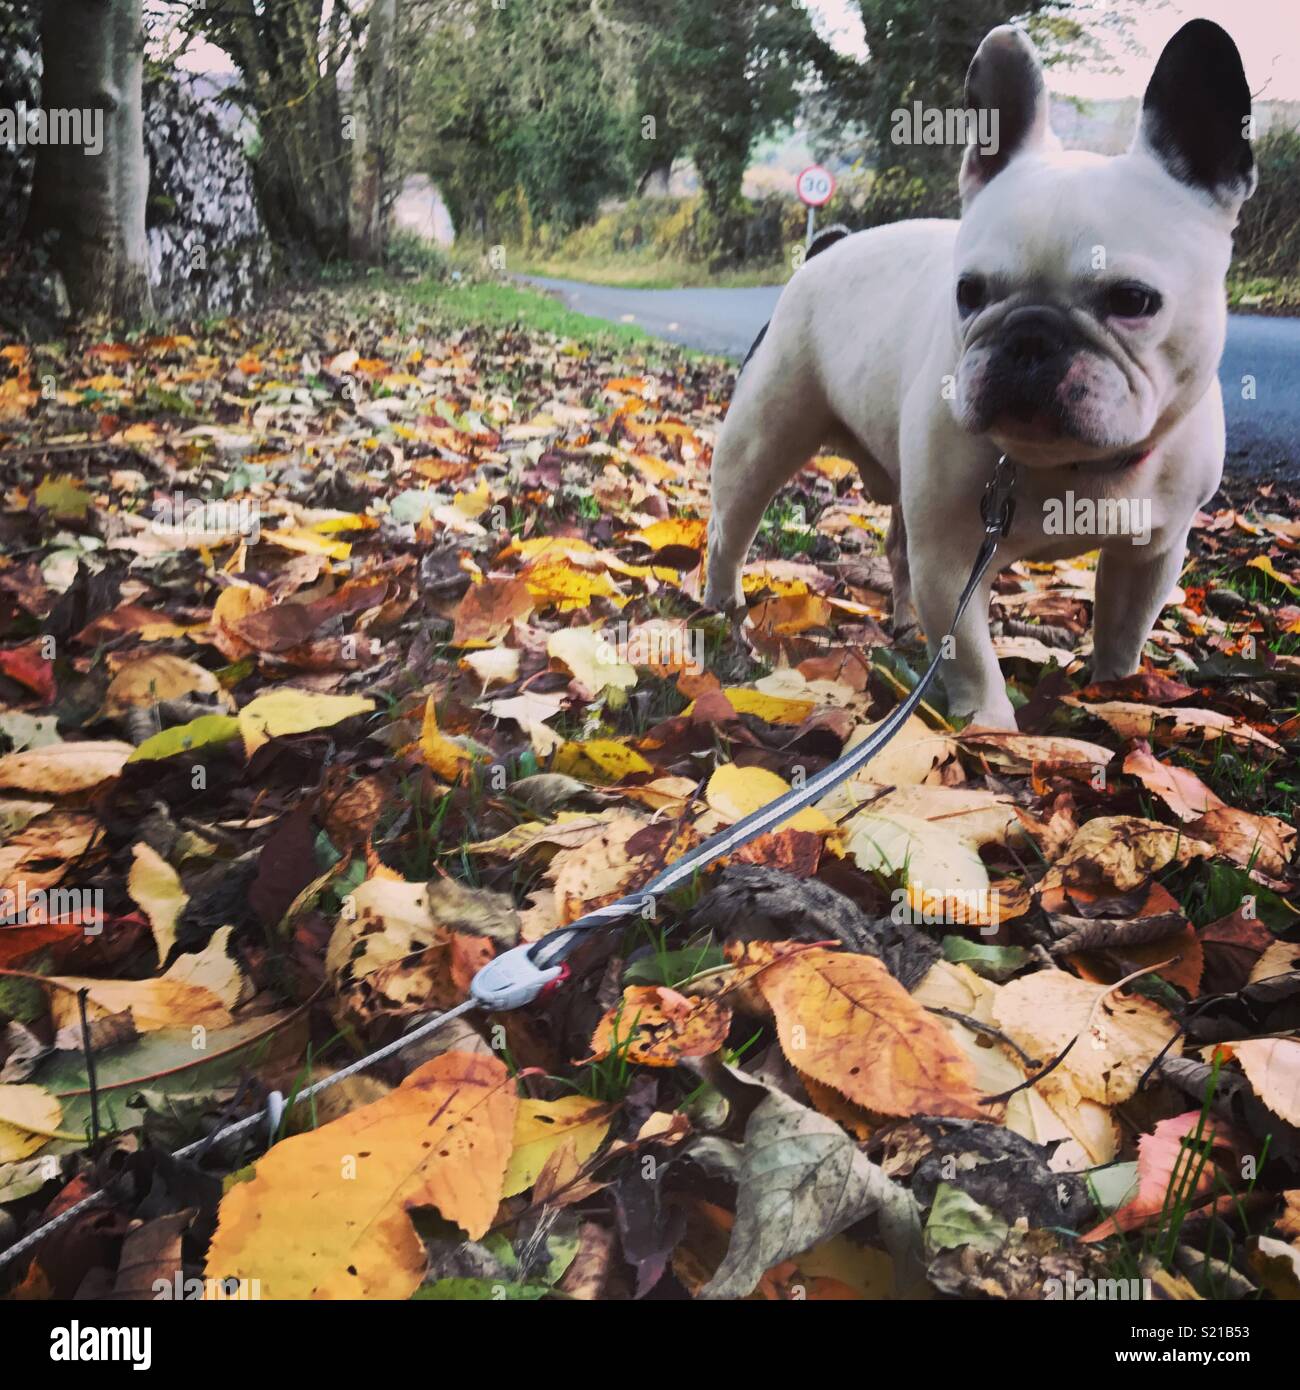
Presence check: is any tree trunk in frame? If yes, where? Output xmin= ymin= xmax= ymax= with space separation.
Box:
xmin=348 ymin=0 xmax=398 ymax=263
xmin=26 ymin=0 xmax=153 ymax=319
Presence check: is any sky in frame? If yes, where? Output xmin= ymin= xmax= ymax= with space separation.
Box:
xmin=178 ymin=1 xmax=1300 ymax=104
xmin=809 ymin=0 xmax=1300 ymax=101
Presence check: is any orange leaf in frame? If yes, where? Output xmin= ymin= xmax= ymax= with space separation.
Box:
xmin=757 ymin=947 xmax=985 ymax=1119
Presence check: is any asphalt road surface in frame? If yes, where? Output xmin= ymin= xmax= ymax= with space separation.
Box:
xmin=522 ymin=274 xmax=1300 ymax=482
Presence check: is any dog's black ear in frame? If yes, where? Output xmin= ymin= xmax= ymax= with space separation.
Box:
xmin=1135 ymin=20 xmax=1256 ymax=211
xmin=960 ymin=26 xmax=1054 ymax=203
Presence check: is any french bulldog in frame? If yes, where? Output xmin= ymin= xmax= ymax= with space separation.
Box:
xmin=704 ymin=19 xmax=1255 ymax=729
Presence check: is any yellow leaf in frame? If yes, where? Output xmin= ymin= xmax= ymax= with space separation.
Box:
xmin=503 ymin=1096 xmax=616 ymax=1197
xmin=708 ymin=689 xmax=815 ymax=724
xmin=705 ymin=764 xmax=831 ymax=834
xmin=238 ymin=689 xmax=375 ymax=757
xmin=420 ymin=696 xmax=475 ymax=782
xmin=552 ymin=739 xmax=653 ymax=784
xmin=1246 ymin=554 xmax=1300 ymax=597
xmin=46 ymin=972 xmax=231 ymax=1033
xmin=128 ymin=843 xmax=188 ymax=963
xmin=630 ymin=518 xmax=708 ymax=551
xmin=453 ymin=479 xmax=491 ymax=519
xmin=262 ymin=527 xmax=352 ymax=561
xmin=0 ymin=1085 xmax=66 ymax=1160
xmin=524 ymin=560 xmax=623 ymax=612
xmin=204 ymin=1052 xmax=517 ymax=1298
xmin=547 ymin=625 xmax=638 ymax=697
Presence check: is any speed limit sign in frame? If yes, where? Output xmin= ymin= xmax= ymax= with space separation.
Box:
xmin=796 ymin=165 xmax=835 ymax=208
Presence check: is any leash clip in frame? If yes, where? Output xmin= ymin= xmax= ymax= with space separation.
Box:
xmin=980 ymin=454 xmax=1017 ymax=538
xmin=470 ymin=943 xmax=566 ymax=1012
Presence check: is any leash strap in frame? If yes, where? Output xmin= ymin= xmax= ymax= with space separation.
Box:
xmin=470 ymin=456 xmax=1018 ymax=1010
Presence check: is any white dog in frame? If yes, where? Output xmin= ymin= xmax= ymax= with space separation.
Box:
xmin=705 ymin=20 xmax=1255 ymax=728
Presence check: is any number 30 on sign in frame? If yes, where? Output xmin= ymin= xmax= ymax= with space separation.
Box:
xmin=796 ymin=165 xmax=835 ymax=207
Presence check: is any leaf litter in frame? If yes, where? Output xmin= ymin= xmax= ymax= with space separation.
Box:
xmin=0 ymin=285 xmax=1297 ymax=1300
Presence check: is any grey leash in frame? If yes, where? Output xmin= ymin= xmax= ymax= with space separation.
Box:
xmin=0 ymin=458 xmax=1016 ymax=1276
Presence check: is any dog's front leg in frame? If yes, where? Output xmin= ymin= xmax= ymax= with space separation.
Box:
xmin=1090 ymin=536 xmax=1187 ymax=683
xmin=908 ymin=525 xmax=1015 ymax=728
xmin=704 ymin=361 xmax=829 ymax=619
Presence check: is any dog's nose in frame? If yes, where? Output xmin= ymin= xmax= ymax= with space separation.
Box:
xmin=1001 ymin=308 xmax=1068 ymax=366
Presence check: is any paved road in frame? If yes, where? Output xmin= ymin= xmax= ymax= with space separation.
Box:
xmin=521 ymin=274 xmax=1300 ymax=481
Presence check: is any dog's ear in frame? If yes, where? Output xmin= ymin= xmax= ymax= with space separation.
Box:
xmin=959 ymin=26 xmax=1054 ymax=204
xmin=1134 ymin=20 xmax=1256 ymax=212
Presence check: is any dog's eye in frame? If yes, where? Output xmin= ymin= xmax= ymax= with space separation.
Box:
xmin=956 ymin=275 xmax=986 ymax=315
xmin=1106 ymin=283 xmax=1162 ymax=319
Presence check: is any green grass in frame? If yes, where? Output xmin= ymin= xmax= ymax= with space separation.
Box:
xmin=379 ymin=274 xmax=657 ymax=350
xmin=1226 ymin=271 xmax=1300 ymax=314
xmin=508 ymin=251 xmax=789 ymax=291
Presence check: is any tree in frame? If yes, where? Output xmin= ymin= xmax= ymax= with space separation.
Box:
xmin=811 ymin=0 xmax=1122 ymax=182
xmin=619 ymin=0 xmax=831 ymax=258
xmin=25 ymin=0 xmax=153 ymax=318
xmin=406 ymin=0 xmax=636 ymax=243
xmin=349 ymin=0 xmax=399 ymax=263
xmin=188 ymin=0 xmax=353 ymax=259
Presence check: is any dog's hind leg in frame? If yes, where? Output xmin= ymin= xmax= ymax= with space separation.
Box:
xmin=704 ymin=352 xmax=830 ymax=619
xmin=885 ymin=510 xmax=919 ymax=638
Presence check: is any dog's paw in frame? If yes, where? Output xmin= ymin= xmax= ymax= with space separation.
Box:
xmin=961 ymin=704 xmax=1019 ymax=731
xmin=703 ymin=585 xmax=747 ymax=625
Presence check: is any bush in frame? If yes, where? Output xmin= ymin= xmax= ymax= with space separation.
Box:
xmin=1235 ymin=130 xmax=1300 ymax=279
xmin=385 ymin=231 xmax=447 ymax=279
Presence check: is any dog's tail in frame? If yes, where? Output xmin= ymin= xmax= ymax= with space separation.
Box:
xmin=740 ymin=224 xmax=853 ymax=373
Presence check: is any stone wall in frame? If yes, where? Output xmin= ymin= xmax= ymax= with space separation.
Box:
xmin=1 ymin=10 xmax=270 ymax=321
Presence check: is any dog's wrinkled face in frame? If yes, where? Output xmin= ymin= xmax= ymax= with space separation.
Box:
xmin=949 ymin=23 xmax=1255 ymax=469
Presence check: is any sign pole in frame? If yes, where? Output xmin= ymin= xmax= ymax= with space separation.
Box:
xmin=796 ymin=164 xmax=835 ymax=253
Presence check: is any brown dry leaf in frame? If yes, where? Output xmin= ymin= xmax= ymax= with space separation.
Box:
xmin=551 ymin=814 xmax=656 ymax=923
xmin=1065 ymin=699 xmax=1284 ymax=752
xmin=1185 ymin=808 xmax=1296 ymax=885
xmin=1234 ymin=1039 xmax=1300 ymax=1127
xmin=1039 ymin=816 xmax=1214 ymax=896
xmin=756 ymin=947 xmax=986 ymax=1119
xmin=588 ymin=985 xmax=732 ymax=1066
xmin=956 ymin=730 xmax=1113 ymax=774
xmin=451 ymin=576 xmax=535 ymax=645
xmin=1122 ymin=744 xmax=1226 ymax=823
xmin=0 ymin=811 xmax=100 ymax=895
xmin=840 ymin=714 xmax=952 ymax=787
xmin=0 ymin=741 xmax=134 ymax=795
xmin=204 ymin=1052 xmax=517 ymax=1298
xmin=992 ymin=971 xmax=1181 ymax=1105
xmin=100 ymin=652 xmax=232 ymax=718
